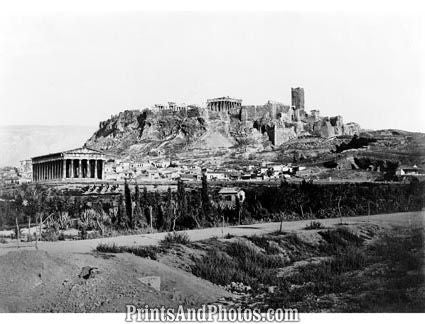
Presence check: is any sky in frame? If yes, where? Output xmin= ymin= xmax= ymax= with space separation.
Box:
xmin=0 ymin=10 xmax=424 ymax=132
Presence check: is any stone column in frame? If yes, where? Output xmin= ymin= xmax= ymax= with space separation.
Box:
xmin=62 ymin=160 xmax=66 ymax=179
xmin=77 ymin=159 xmax=81 ymax=178
xmin=94 ymin=159 xmax=98 ymax=179
xmin=87 ymin=159 xmax=91 ymax=178
xmin=85 ymin=159 xmax=89 ymax=178
xmin=70 ymin=160 xmax=74 ymax=178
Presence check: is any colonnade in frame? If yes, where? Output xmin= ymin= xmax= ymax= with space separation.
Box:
xmin=33 ymin=159 xmax=104 ymax=181
xmin=207 ymin=100 xmax=241 ymax=112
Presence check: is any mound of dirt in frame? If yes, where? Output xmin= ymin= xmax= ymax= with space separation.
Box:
xmin=0 ymin=249 xmax=231 ymax=312
xmin=0 ymin=250 xmax=76 ymax=312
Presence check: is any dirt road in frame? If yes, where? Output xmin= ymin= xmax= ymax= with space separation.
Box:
xmin=0 ymin=211 xmax=423 ymax=256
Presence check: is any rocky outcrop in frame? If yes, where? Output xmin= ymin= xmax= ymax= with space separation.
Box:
xmin=311 ymin=117 xmax=360 ymax=138
xmin=85 ymin=104 xmax=363 ymax=159
xmin=85 ymin=109 xmax=207 ymax=155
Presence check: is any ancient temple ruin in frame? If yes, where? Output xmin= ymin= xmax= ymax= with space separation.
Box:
xmin=207 ymin=96 xmax=242 ymax=112
xmin=32 ymin=147 xmax=106 ymax=182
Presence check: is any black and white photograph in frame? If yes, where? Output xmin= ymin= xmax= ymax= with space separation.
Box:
xmin=0 ymin=0 xmax=424 ymax=322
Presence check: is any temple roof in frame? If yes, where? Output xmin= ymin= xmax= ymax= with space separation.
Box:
xmin=62 ymin=147 xmax=104 ymax=155
xmin=207 ymin=96 xmax=242 ymax=103
xmin=31 ymin=146 xmax=106 ymax=162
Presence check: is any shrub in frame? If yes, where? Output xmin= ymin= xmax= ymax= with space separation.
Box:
xmin=161 ymin=231 xmax=191 ymax=245
xmin=329 ymin=245 xmax=367 ymax=274
xmin=41 ymin=229 xmax=59 ymax=241
xmin=96 ymin=243 xmax=160 ymax=260
xmin=97 ymin=243 xmax=122 ymax=253
xmin=192 ymin=248 xmax=240 ymax=285
xmin=0 ymin=238 xmax=7 ymax=244
xmin=305 ymin=221 xmax=324 ymax=230
xmin=319 ymin=227 xmax=363 ymax=251
xmin=192 ymin=239 xmax=288 ymax=287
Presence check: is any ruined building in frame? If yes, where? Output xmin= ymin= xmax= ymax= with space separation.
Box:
xmin=154 ymin=102 xmax=187 ymax=112
xmin=205 ymin=87 xmax=359 ymax=147
xmin=207 ymin=96 xmax=242 ymax=113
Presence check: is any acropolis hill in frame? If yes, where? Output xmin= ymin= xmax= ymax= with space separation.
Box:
xmin=85 ymin=88 xmax=360 ymax=162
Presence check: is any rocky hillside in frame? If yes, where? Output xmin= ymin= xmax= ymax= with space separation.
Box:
xmin=85 ymin=106 xmax=361 ymax=162
xmin=85 ymin=108 xmax=209 ymax=158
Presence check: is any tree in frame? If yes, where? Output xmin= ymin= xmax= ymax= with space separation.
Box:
xmin=165 ymin=187 xmax=176 ymax=231
xmin=124 ymin=180 xmax=133 ymax=229
xmin=201 ymin=173 xmax=211 ymax=221
xmin=156 ymin=204 xmax=165 ymax=230
xmin=133 ymin=182 xmax=144 ymax=228
xmin=115 ymin=195 xmax=127 ymax=229
xmin=176 ymin=179 xmax=187 ymax=219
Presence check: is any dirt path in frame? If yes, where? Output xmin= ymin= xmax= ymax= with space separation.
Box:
xmin=0 ymin=211 xmax=423 ymax=256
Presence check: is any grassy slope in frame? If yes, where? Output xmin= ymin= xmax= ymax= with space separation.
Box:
xmin=97 ymin=223 xmax=425 ymax=312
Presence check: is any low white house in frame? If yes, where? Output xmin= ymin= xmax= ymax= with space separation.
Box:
xmin=396 ymin=165 xmax=424 ymax=176
xmin=206 ymin=172 xmax=228 ymax=181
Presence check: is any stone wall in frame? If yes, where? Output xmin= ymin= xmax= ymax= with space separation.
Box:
xmin=266 ymin=124 xmax=297 ymax=146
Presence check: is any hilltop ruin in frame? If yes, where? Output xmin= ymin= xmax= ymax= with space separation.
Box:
xmin=85 ymin=88 xmax=360 ymax=157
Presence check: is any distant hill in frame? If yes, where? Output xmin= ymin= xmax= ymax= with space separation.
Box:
xmin=0 ymin=125 xmax=96 ymax=167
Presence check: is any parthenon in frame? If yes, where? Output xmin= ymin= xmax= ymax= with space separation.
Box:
xmin=31 ymin=147 xmax=106 ymax=182
xmin=207 ymin=96 xmax=242 ymax=112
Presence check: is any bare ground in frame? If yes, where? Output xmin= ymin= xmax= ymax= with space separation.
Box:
xmin=0 ymin=250 xmax=231 ymax=312
xmin=0 ymin=211 xmax=423 ymax=313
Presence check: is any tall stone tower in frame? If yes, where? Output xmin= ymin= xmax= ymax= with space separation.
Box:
xmin=291 ymin=87 xmax=305 ymax=111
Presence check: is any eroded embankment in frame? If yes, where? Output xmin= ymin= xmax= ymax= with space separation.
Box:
xmin=97 ymin=222 xmax=425 ymax=312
